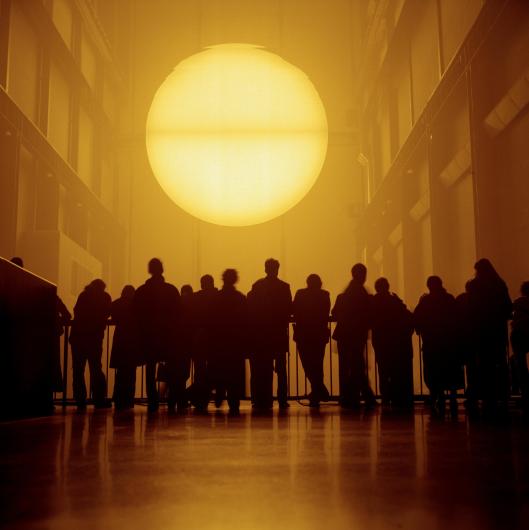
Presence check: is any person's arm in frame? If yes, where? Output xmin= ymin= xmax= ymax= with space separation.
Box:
xmin=292 ymin=290 xmax=301 ymax=321
xmin=323 ymin=291 xmax=331 ymax=321
xmin=285 ymin=284 xmax=293 ymax=321
xmin=331 ymin=294 xmax=342 ymax=321
xmin=413 ymin=299 xmax=423 ymax=334
xmin=57 ymin=296 xmax=72 ymax=323
xmin=72 ymin=293 xmax=82 ymax=320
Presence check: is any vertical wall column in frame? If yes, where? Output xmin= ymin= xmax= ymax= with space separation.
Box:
xmin=0 ymin=114 xmax=19 ymax=258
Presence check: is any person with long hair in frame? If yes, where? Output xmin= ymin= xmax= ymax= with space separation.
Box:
xmin=210 ymin=269 xmax=247 ymax=414
xmin=414 ymin=276 xmax=462 ymax=417
xmin=467 ymin=259 xmax=512 ymax=417
xmin=110 ymin=285 xmax=138 ymax=410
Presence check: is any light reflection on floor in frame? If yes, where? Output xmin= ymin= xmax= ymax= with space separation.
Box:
xmin=1 ymin=404 xmax=529 ymax=529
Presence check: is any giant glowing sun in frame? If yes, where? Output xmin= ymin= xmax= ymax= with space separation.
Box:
xmin=146 ymin=44 xmax=328 ymax=226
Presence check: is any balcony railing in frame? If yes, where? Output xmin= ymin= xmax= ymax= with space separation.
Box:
xmin=55 ymin=319 xmax=490 ymax=405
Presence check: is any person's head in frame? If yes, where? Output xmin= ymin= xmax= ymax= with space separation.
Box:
xmin=121 ymin=285 xmax=135 ymax=300
xmin=264 ymin=258 xmax=280 ymax=278
xmin=520 ymin=281 xmax=529 ymax=297
xmin=374 ymin=277 xmax=390 ymax=294
xmin=200 ymin=274 xmax=214 ymax=290
xmin=474 ymin=258 xmax=498 ymax=280
xmin=10 ymin=257 xmax=23 ymax=268
xmin=148 ymin=258 xmax=163 ymax=276
xmin=426 ymin=275 xmax=443 ymax=293
xmin=222 ymin=268 xmax=238 ymax=287
xmin=351 ymin=263 xmax=367 ymax=284
xmin=88 ymin=279 xmax=106 ymax=292
xmin=181 ymin=284 xmax=193 ymax=297
xmin=306 ymin=273 xmax=322 ymax=290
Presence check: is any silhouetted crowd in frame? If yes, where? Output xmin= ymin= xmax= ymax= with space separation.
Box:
xmin=53 ymin=256 xmax=529 ymax=417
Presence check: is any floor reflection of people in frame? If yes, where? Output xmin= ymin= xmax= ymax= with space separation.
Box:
xmin=423 ymin=414 xmax=520 ymax=528
xmin=0 ymin=417 xmax=64 ymax=525
xmin=65 ymin=412 xmax=111 ymax=513
xmin=375 ymin=410 xmax=418 ymax=514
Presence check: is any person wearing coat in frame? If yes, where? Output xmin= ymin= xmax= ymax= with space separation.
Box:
xmin=209 ymin=269 xmax=247 ymax=413
xmin=190 ymin=274 xmax=218 ymax=410
xmin=247 ymin=258 xmax=292 ymax=409
xmin=371 ymin=278 xmax=414 ymax=409
xmin=110 ymin=285 xmax=138 ymax=410
xmin=455 ymin=281 xmax=481 ymax=412
xmin=414 ymin=276 xmax=463 ymax=416
xmin=467 ymin=258 xmax=512 ymax=416
xmin=133 ymin=258 xmax=180 ymax=412
xmin=332 ymin=263 xmax=376 ymax=409
xmin=292 ymin=274 xmax=330 ymax=407
xmin=69 ymin=279 xmax=112 ymax=409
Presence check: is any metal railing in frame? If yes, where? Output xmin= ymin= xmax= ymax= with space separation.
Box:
xmin=55 ymin=319 xmax=458 ymax=405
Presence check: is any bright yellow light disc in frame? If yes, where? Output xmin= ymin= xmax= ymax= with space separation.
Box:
xmin=146 ymin=44 xmax=328 ymax=226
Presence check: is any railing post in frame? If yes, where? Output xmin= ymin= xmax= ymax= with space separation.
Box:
xmin=303 ymin=347 xmax=308 ymax=398
xmin=295 ymin=341 xmax=299 ymax=400
xmin=106 ymin=322 xmax=110 ymax=399
xmin=328 ymin=320 xmax=333 ymax=399
xmin=141 ymin=365 xmax=144 ymax=400
xmin=374 ymin=356 xmax=378 ymax=397
xmin=364 ymin=341 xmax=369 ymax=379
xmin=419 ymin=335 xmax=423 ymax=397
xmin=62 ymin=324 xmax=69 ymax=407
xmin=287 ymin=322 xmax=291 ymax=400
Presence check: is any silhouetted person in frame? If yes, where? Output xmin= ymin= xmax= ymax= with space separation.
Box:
xmin=456 ymin=281 xmax=480 ymax=412
xmin=467 ymin=259 xmax=512 ymax=416
xmin=69 ymin=279 xmax=111 ymax=409
xmin=173 ymin=284 xmax=194 ymax=410
xmin=9 ymin=257 xmax=23 ymax=267
xmin=414 ymin=276 xmax=462 ymax=416
xmin=371 ymin=278 xmax=414 ymax=409
xmin=511 ymin=281 xmax=529 ymax=412
xmin=133 ymin=258 xmax=180 ymax=412
xmin=210 ymin=269 xmax=247 ymax=413
xmin=292 ymin=274 xmax=330 ymax=407
xmin=190 ymin=274 xmax=218 ymax=410
xmin=110 ymin=285 xmax=138 ymax=410
xmin=248 ymin=258 xmax=292 ymax=409
xmin=332 ymin=263 xmax=376 ymax=409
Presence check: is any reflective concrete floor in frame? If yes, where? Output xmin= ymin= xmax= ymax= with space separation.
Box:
xmin=1 ymin=404 xmax=529 ymax=529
